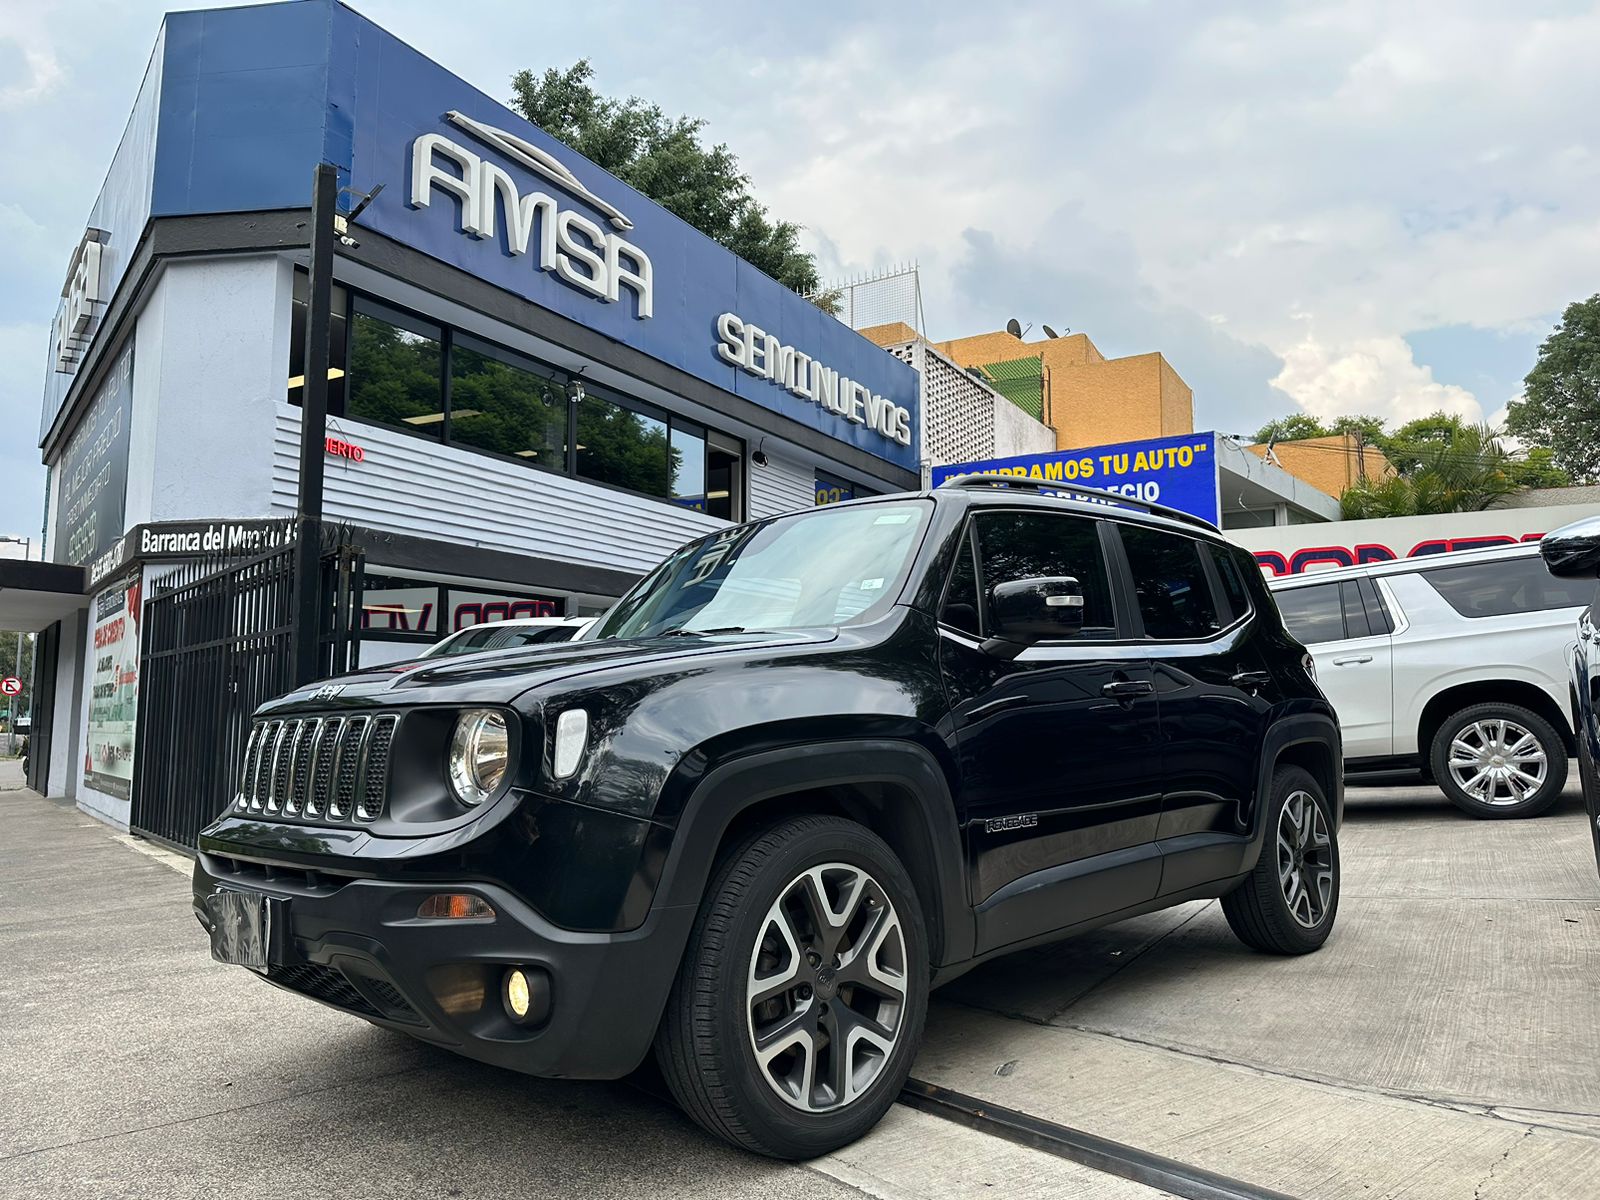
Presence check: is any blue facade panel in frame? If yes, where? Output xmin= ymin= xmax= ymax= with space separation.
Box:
xmin=53 ymin=0 xmax=918 ymax=471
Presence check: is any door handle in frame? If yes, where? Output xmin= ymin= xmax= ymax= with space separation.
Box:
xmin=1332 ymin=655 xmax=1373 ymax=666
xmin=1230 ymin=670 xmax=1271 ymax=689
xmin=1102 ymin=679 xmax=1154 ymax=699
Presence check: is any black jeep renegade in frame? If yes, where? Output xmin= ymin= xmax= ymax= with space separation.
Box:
xmin=194 ymin=476 xmax=1342 ymax=1159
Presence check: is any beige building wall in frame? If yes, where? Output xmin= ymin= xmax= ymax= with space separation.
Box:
xmin=1246 ymin=434 xmax=1394 ymax=499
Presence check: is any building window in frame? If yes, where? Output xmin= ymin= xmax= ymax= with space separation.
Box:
xmin=575 ymin=387 xmax=670 ymax=496
xmin=816 ymin=471 xmax=874 ymax=507
xmin=671 ymin=420 xmax=708 ymax=510
xmin=705 ymin=432 xmax=742 ymax=521
xmin=286 ymin=273 xmax=348 ymax=410
xmin=347 ymin=298 xmax=446 ymax=436
xmin=449 ymin=334 xmax=567 ymax=467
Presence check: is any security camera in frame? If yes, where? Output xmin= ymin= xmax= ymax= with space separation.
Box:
xmin=751 ymin=449 xmax=769 ymax=467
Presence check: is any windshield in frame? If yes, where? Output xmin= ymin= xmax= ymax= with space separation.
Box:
xmin=591 ymin=501 xmax=931 ymax=640
xmin=421 ymin=623 xmax=581 ymax=658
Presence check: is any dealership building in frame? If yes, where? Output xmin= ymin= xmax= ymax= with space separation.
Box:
xmin=9 ymin=0 xmax=923 ymax=835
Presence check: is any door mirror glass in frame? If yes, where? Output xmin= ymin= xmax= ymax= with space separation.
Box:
xmin=990 ymin=576 xmax=1085 ymax=641
xmin=1541 ymin=516 xmax=1600 ymax=579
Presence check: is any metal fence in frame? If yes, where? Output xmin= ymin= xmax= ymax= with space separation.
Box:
xmin=131 ymin=523 xmax=364 ymax=851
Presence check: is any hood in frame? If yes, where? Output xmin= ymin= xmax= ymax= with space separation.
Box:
xmin=262 ymin=628 xmax=840 ymax=712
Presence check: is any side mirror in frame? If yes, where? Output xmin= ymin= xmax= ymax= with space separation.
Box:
xmin=989 ymin=576 xmax=1085 ymax=643
xmin=1541 ymin=516 xmax=1600 ymax=579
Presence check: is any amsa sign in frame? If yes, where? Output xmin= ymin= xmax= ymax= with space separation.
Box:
xmin=54 ymin=229 xmax=109 ymax=375
xmin=933 ymin=432 xmax=1222 ymax=526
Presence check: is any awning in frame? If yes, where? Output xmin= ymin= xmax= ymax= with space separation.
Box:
xmin=0 ymin=560 xmax=89 ymax=631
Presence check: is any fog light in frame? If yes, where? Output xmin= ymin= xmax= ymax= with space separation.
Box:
xmin=500 ymin=965 xmax=551 ymax=1026
xmin=417 ymin=893 xmax=496 ymax=920
xmin=505 ymin=968 xmax=532 ymax=1019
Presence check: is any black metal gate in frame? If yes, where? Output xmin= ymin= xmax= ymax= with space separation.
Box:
xmin=131 ymin=524 xmax=363 ymax=851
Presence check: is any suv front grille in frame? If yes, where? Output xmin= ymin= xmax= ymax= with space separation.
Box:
xmin=237 ymin=713 xmax=399 ymax=825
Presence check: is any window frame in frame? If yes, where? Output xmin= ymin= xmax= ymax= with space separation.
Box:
xmin=936 ymin=508 xmax=1131 ymax=644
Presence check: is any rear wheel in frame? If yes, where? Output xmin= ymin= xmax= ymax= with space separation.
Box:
xmin=655 ymin=815 xmax=928 ymax=1159
xmin=1222 ymin=765 xmax=1340 ymax=954
xmin=1430 ymin=702 xmax=1567 ymax=819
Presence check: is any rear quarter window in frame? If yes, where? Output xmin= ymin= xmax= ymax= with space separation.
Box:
xmin=1423 ymin=555 xmax=1594 ymax=618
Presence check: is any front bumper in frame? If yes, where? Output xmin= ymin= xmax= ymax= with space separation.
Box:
xmin=192 ymin=853 xmax=695 ymax=1079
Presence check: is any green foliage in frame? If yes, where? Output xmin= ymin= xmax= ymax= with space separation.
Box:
xmin=1507 ymin=294 xmax=1600 ymax=483
xmin=510 ymin=61 xmax=835 ymax=310
xmin=346 ymin=314 xmax=444 ymax=428
xmin=1340 ymin=422 xmax=1523 ymax=517
xmin=1253 ymin=414 xmax=1330 ymax=444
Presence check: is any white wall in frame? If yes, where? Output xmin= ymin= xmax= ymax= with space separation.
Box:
xmin=1230 ymin=502 xmax=1600 ymax=575
xmin=750 ymin=452 xmax=816 ymax=517
xmin=992 ymin=390 xmax=1056 ymax=459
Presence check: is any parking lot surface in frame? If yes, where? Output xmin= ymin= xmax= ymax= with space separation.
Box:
xmin=3 ymin=764 xmax=1597 ymax=1199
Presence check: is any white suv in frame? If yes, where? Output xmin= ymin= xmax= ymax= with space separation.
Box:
xmin=1267 ymin=544 xmax=1591 ymax=818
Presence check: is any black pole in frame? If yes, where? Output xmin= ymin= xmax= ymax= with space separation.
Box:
xmin=292 ymin=162 xmax=339 ymax=686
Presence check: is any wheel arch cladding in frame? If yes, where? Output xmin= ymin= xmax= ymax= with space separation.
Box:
xmin=1419 ymin=680 xmax=1575 ymax=760
xmin=1258 ymin=715 xmax=1343 ymax=838
xmin=658 ymin=740 xmax=974 ymax=969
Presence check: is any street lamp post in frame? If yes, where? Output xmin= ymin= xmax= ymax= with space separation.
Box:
xmin=0 ymin=536 xmax=32 ymax=757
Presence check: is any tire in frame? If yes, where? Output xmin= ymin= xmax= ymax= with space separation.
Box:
xmin=1429 ymin=702 xmax=1568 ymax=819
xmin=1222 ymin=765 xmax=1340 ymax=955
xmin=654 ymin=814 xmax=929 ymax=1159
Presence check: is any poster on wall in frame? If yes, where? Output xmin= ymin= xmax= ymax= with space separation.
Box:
xmin=56 ymin=340 xmax=134 ymax=566
xmin=84 ymin=574 xmax=141 ymax=801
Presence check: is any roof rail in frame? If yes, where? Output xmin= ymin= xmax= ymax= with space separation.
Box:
xmin=935 ymin=473 xmax=1218 ymax=532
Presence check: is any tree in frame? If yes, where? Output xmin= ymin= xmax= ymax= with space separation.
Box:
xmin=1507 ymin=295 xmax=1600 ymax=483
xmin=1340 ymin=422 xmax=1522 ymax=518
xmin=510 ymin=61 xmax=836 ymax=310
xmin=1254 ymin=414 xmax=1330 ymax=444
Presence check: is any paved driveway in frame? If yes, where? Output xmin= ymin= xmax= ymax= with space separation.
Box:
xmin=3 ymin=772 xmax=1596 ymax=1198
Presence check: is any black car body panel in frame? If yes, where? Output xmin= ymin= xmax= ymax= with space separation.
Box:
xmin=195 ymin=485 xmax=1341 ymax=1078
xmin=1541 ymin=516 xmax=1600 ymax=876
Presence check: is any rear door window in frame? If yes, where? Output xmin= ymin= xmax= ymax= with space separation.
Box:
xmin=1119 ymin=526 xmax=1222 ymax=640
xmin=1209 ymin=544 xmax=1254 ymax=624
xmin=1274 ymin=582 xmax=1345 ymax=645
xmin=1423 ymin=555 xmax=1594 ymax=618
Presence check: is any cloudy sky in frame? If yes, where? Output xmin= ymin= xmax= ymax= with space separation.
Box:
xmin=2 ymin=0 xmax=1598 ymax=544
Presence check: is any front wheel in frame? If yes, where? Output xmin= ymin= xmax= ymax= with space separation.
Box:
xmin=1430 ymin=702 xmax=1567 ymax=818
xmin=655 ymin=815 xmax=929 ymax=1159
xmin=1222 ymin=765 xmax=1340 ymax=954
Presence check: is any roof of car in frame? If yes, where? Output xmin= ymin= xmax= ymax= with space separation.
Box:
xmin=1266 ymin=539 xmax=1542 ymax=588
xmin=924 ymin=475 xmax=1228 ymax=542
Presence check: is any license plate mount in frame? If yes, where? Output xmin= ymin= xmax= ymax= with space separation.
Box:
xmin=206 ymin=890 xmax=287 ymax=975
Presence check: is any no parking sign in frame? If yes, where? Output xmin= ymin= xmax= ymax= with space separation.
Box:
xmin=0 ymin=678 xmax=20 ymax=697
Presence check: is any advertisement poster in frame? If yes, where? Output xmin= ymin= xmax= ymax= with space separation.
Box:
xmin=933 ymin=431 xmax=1222 ymax=526
xmin=85 ymin=574 xmax=141 ymax=801
xmin=56 ymin=340 xmax=134 ymax=566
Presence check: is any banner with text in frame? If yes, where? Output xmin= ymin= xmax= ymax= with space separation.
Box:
xmin=933 ymin=432 xmax=1221 ymax=526
xmin=85 ymin=574 xmax=141 ymax=801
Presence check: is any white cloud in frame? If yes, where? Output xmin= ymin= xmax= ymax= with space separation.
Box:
xmin=1271 ymin=335 xmax=1481 ymax=424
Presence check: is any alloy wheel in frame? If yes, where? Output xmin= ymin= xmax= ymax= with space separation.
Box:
xmin=746 ymin=862 xmax=907 ymax=1113
xmin=1447 ymin=718 xmax=1548 ymax=808
xmin=1276 ymin=790 xmax=1334 ymax=929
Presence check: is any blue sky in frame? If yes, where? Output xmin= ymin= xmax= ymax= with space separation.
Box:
xmin=2 ymin=0 xmax=1597 ymax=547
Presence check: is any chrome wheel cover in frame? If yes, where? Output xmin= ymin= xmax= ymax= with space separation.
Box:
xmin=1447 ymin=718 xmax=1549 ymax=807
xmin=1277 ymin=790 xmax=1334 ymax=929
xmin=746 ymin=862 xmax=907 ymax=1113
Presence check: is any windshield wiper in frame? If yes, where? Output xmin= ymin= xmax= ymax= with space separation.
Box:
xmin=658 ymin=625 xmax=750 ymax=637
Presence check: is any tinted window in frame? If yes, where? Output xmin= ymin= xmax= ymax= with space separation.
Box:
xmin=939 ymin=534 xmax=982 ymax=637
xmin=1358 ymin=578 xmax=1394 ymax=634
xmin=449 ymin=338 xmax=567 ymax=466
xmin=1425 ymin=555 xmax=1594 ymax=618
xmin=347 ymin=300 xmax=445 ymax=434
xmin=1275 ymin=582 xmax=1345 ymax=645
xmin=1340 ymin=581 xmax=1372 ymax=639
xmin=1210 ymin=545 xmax=1253 ymax=623
xmin=1120 ymin=527 xmax=1221 ymax=639
xmin=287 ymin=272 xmax=348 ymax=411
xmin=671 ymin=422 xmax=707 ymax=509
xmin=972 ymin=512 xmax=1117 ymax=638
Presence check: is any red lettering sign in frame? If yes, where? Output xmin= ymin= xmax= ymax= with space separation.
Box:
xmin=325 ymin=436 xmax=366 ymax=462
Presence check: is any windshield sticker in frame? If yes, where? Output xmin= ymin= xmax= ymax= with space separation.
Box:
xmin=860 ymin=578 xmax=885 ymax=590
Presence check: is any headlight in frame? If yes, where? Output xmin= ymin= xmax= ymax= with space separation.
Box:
xmin=449 ymin=709 xmax=510 ymax=806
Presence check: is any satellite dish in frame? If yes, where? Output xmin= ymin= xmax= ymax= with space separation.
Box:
xmin=1042 ymin=324 xmax=1059 ymax=339
xmin=1006 ymin=318 xmax=1022 ymax=338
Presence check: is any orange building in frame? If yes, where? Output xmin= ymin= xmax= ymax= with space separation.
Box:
xmin=1246 ymin=434 xmax=1395 ymax=498
xmin=863 ymin=324 xmax=1193 ymax=452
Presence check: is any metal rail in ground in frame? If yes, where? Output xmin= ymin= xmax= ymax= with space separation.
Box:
xmin=899 ymin=1078 xmax=1301 ymax=1200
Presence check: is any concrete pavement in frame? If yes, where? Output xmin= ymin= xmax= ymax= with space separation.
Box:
xmin=3 ymin=763 xmax=1597 ymax=1198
